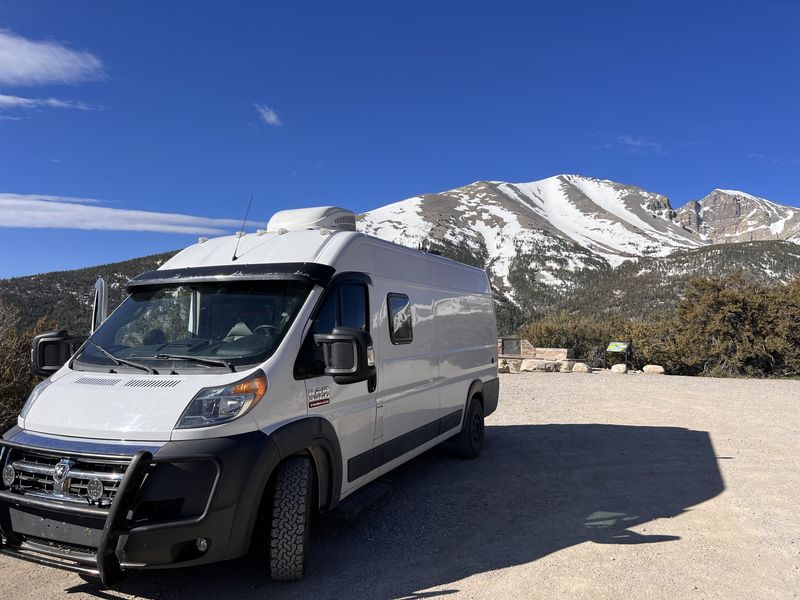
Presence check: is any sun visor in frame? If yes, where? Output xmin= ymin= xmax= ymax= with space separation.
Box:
xmin=126 ymin=262 xmax=335 ymax=291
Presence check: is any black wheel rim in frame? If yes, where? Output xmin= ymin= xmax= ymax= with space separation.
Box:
xmin=471 ymin=412 xmax=483 ymax=445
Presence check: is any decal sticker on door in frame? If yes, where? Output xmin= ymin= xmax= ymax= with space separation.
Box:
xmin=308 ymin=385 xmax=331 ymax=408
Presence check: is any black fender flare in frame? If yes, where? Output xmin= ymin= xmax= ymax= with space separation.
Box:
xmin=466 ymin=379 xmax=485 ymax=412
xmin=270 ymin=417 xmax=343 ymax=511
xmin=465 ymin=377 xmax=499 ymax=418
xmin=464 ymin=377 xmax=499 ymax=418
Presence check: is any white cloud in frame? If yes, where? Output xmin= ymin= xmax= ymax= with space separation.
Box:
xmin=615 ymin=135 xmax=663 ymax=153
xmin=746 ymin=152 xmax=800 ymax=166
xmin=594 ymin=133 xmax=665 ymax=154
xmin=0 ymin=193 xmax=247 ymax=235
xmin=0 ymin=29 xmax=104 ymax=86
xmin=0 ymin=93 xmax=94 ymax=111
xmin=254 ymin=103 xmax=282 ymax=126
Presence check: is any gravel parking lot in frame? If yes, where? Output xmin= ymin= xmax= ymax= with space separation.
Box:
xmin=2 ymin=371 xmax=799 ymax=599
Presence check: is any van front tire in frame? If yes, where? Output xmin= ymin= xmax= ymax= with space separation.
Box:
xmin=269 ymin=456 xmax=313 ymax=581
xmin=454 ymin=397 xmax=484 ymax=459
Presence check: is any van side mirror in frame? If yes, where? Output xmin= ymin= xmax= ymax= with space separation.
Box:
xmin=92 ymin=277 xmax=109 ymax=333
xmin=313 ymin=327 xmax=375 ymax=385
xmin=31 ymin=330 xmax=87 ymax=377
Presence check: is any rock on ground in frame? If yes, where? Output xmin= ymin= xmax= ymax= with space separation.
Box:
xmin=572 ymin=362 xmax=592 ymax=373
xmin=611 ymin=363 xmax=628 ymax=374
xmin=520 ymin=359 xmax=558 ymax=372
xmin=643 ymin=364 xmax=666 ymax=374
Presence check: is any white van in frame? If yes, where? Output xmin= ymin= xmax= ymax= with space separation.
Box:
xmin=0 ymin=207 xmax=498 ymax=585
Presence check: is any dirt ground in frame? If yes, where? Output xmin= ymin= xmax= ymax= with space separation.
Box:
xmin=1 ymin=372 xmax=799 ymax=599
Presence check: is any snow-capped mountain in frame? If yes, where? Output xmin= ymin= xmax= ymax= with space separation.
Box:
xmin=359 ymin=174 xmax=799 ymax=301
xmin=362 ymin=175 xmax=702 ymax=263
xmin=4 ymin=176 xmax=800 ymax=336
xmin=675 ymin=189 xmax=800 ymax=244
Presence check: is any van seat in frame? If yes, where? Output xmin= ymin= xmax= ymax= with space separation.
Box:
xmin=224 ymin=322 xmax=252 ymax=343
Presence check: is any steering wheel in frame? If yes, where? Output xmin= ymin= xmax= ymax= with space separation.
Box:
xmin=253 ymin=325 xmax=279 ymax=337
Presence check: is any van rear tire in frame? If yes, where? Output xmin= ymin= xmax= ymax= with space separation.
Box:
xmin=454 ymin=397 xmax=484 ymax=458
xmin=269 ymin=456 xmax=313 ymax=581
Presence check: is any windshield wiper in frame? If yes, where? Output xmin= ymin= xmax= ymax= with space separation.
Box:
xmin=152 ymin=354 xmax=236 ymax=373
xmin=84 ymin=340 xmax=157 ymax=374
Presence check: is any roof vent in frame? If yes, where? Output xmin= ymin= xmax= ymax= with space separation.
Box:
xmin=266 ymin=206 xmax=357 ymax=233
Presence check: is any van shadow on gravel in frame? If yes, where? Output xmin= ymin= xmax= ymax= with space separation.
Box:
xmin=68 ymin=424 xmax=724 ymax=600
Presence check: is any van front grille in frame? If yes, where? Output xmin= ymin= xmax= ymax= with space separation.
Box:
xmin=5 ymin=449 xmax=129 ymax=506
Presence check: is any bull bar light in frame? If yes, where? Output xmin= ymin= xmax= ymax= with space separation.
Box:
xmin=175 ymin=371 xmax=267 ymax=429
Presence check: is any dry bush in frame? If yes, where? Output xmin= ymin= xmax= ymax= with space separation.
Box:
xmin=520 ymin=312 xmax=626 ymax=367
xmin=0 ymin=301 xmax=53 ymax=431
xmin=520 ymin=274 xmax=800 ymax=378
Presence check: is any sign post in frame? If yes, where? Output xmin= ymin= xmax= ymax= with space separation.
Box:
xmin=605 ymin=341 xmax=631 ymax=369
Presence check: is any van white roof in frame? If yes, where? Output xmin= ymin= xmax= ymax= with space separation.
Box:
xmin=159 ymin=228 xmax=490 ymax=294
xmin=161 ymin=229 xmax=359 ymax=270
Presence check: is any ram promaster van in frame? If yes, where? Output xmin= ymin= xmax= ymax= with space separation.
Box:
xmin=0 ymin=207 xmax=498 ymax=585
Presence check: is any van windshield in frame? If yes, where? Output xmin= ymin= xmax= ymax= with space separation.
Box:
xmin=72 ymin=280 xmax=312 ymax=373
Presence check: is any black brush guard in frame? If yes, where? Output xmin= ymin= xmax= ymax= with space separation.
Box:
xmin=0 ymin=440 xmax=221 ymax=587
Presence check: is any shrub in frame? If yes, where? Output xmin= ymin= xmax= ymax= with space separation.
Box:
xmin=0 ymin=301 xmax=52 ymax=431
xmin=519 ymin=273 xmax=800 ymax=378
xmin=520 ymin=312 xmax=626 ymax=367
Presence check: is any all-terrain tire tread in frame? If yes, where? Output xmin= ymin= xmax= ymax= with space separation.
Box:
xmin=269 ymin=456 xmax=312 ymax=581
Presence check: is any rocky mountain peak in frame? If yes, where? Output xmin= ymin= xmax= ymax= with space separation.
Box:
xmin=360 ymin=174 xmax=707 ymax=299
xmin=675 ymin=189 xmax=800 ymax=244
xmin=359 ymin=175 xmax=800 ymax=304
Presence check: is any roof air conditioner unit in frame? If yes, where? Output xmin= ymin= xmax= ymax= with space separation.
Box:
xmin=266 ymin=206 xmax=357 ymax=233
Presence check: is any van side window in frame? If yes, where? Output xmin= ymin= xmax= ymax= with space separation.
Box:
xmin=387 ymin=293 xmax=413 ymax=344
xmin=340 ymin=284 xmax=368 ymax=331
xmin=311 ymin=290 xmax=338 ymax=335
xmin=311 ymin=284 xmax=368 ymax=335
xmin=296 ymin=282 xmax=369 ymax=379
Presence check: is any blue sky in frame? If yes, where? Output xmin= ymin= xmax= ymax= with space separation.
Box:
xmin=1 ymin=0 xmax=798 ymax=278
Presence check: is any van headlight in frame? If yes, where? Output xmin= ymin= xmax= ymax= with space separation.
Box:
xmin=175 ymin=371 xmax=267 ymax=429
xmin=20 ymin=378 xmax=52 ymax=420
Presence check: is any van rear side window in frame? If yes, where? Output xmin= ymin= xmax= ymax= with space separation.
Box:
xmin=387 ymin=293 xmax=413 ymax=344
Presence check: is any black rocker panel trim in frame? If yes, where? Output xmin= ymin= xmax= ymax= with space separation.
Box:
xmin=347 ymin=409 xmax=463 ymax=482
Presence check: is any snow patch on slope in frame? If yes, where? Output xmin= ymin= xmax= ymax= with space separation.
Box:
xmin=566 ymin=176 xmax=658 ymax=234
xmin=359 ymin=196 xmax=432 ymax=246
xmin=501 ymin=178 xmax=658 ymax=260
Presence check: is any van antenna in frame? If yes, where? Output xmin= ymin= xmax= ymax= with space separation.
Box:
xmin=231 ymin=194 xmax=254 ymax=262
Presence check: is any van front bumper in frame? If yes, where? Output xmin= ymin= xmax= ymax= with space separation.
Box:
xmin=0 ymin=429 xmax=281 ymax=586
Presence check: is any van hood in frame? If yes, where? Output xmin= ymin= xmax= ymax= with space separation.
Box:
xmin=22 ymin=370 xmax=227 ymax=441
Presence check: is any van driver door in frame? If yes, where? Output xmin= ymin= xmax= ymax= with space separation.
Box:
xmin=295 ymin=275 xmax=377 ymax=495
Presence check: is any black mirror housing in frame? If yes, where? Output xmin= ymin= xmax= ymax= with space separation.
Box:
xmin=31 ymin=330 xmax=87 ymax=377
xmin=313 ymin=327 xmax=375 ymax=385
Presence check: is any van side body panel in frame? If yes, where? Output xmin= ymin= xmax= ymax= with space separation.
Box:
xmin=326 ymin=236 xmax=498 ymax=485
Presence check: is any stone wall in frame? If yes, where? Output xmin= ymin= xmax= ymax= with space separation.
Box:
xmin=498 ymin=337 xmax=576 ymax=373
